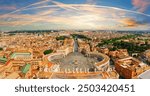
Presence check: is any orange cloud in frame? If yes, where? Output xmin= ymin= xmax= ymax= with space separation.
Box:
xmin=0 ymin=9 xmax=56 ymax=26
xmin=1 ymin=0 xmax=149 ymax=30
xmin=119 ymin=18 xmax=143 ymax=27
xmin=132 ymin=0 xmax=150 ymax=12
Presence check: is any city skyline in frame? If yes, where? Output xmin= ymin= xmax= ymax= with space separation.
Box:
xmin=0 ymin=0 xmax=150 ymax=31
xmin=0 ymin=31 xmax=150 ymax=79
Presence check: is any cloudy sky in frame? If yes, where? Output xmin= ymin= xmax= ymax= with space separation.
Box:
xmin=0 ymin=0 xmax=150 ymax=31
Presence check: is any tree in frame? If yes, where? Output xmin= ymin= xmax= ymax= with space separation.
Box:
xmin=56 ymin=36 xmax=69 ymax=41
xmin=43 ymin=49 xmax=53 ymax=55
xmin=0 ymin=47 xmax=3 ymax=51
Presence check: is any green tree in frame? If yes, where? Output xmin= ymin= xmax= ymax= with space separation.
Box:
xmin=43 ymin=49 xmax=53 ymax=55
xmin=56 ymin=36 xmax=69 ymax=40
xmin=0 ymin=47 xmax=3 ymax=51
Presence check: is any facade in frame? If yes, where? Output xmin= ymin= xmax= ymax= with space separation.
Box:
xmin=10 ymin=52 xmax=32 ymax=60
xmin=78 ymin=40 xmax=91 ymax=52
xmin=109 ymin=49 xmax=129 ymax=59
xmin=97 ymin=47 xmax=109 ymax=55
xmin=115 ymin=57 xmax=149 ymax=79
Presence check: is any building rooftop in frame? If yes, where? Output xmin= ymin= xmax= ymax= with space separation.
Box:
xmin=4 ymin=72 xmax=20 ymax=79
xmin=138 ymin=69 xmax=150 ymax=79
xmin=21 ymin=64 xmax=31 ymax=74
xmin=0 ymin=57 xmax=7 ymax=63
xmin=10 ymin=52 xmax=31 ymax=59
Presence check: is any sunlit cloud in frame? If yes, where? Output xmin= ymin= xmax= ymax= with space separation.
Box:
xmin=0 ymin=0 xmax=150 ymax=31
xmin=119 ymin=18 xmax=140 ymax=27
xmin=0 ymin=9 xmax=57 ymax=26
xmin=132 ymin=0 xmax=150 ymax=12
